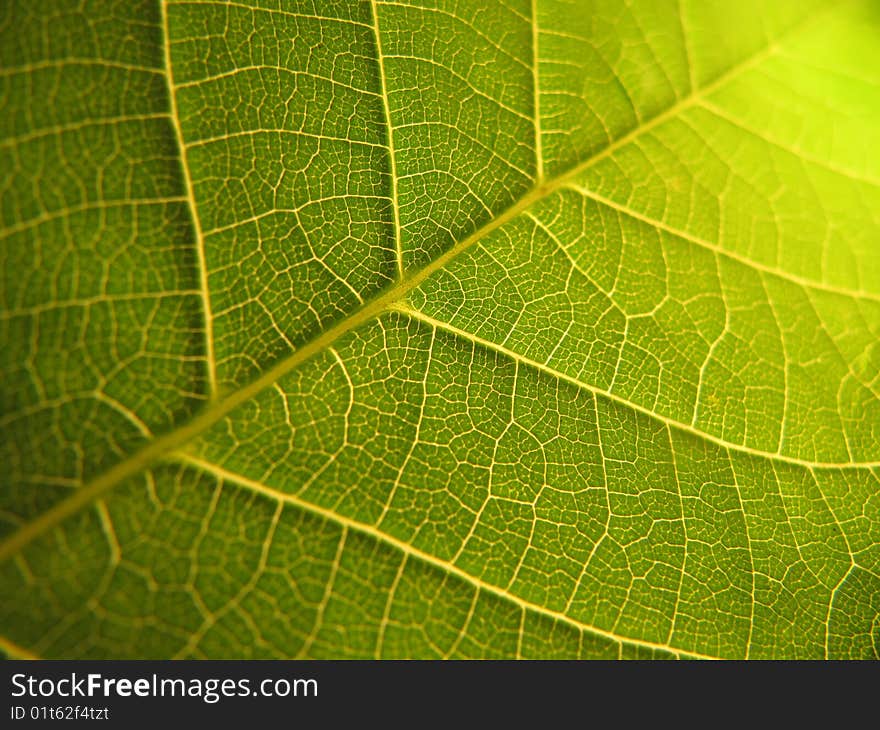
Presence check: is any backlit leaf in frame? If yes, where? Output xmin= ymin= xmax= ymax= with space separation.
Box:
xmin=1 ymin=0 xmax=879 ymax=659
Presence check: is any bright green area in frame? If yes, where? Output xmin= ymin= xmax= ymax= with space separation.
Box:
xmin=0 ymin=0 xmax=878 ymax=659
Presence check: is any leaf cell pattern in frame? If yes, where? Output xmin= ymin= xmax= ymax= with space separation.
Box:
xmin=1 ymin=0 xmax=879 ymax=659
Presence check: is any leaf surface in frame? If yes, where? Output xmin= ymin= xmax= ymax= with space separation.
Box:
xmin=1 ymin=0 xmax=879 ymax=659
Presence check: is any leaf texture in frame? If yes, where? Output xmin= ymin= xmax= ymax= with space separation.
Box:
xmin=1 ymin=0 xmax=879 ymax=659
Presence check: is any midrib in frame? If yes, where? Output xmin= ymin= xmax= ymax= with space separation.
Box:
xmin=0 ymin=5 xmax=841 ymax=563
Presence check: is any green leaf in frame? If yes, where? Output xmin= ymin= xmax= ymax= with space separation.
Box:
xmin=1 ymin=0 xmax=879 ymax=660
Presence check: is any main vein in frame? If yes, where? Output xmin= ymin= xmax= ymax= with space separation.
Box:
xmin=0 ymin=9 xmax=836 ymax=564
